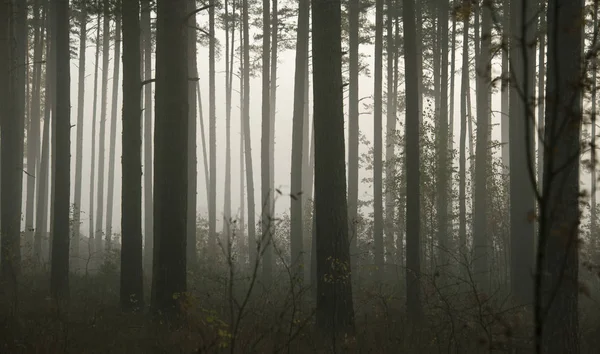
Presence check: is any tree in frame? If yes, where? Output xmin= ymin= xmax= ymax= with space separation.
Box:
xmin=403 ymin=0 xmax=423 ymax=324
xmin=290 ymin=0 xmax=309 ymax=280
xmin=208 ymin=0 xmax=217 ymax=253
xmin=151 ymin=0 xmax=188 ymax=313
xmin=120 ymin=0 xmax=143 ymax=311
xmin=89 ymin=8 xmax=101 ymax=257
xmin=50 ymin=0 xmax=72 ymax=300
xmin=372 ymin=0 xmax=384 ymax=278
xmin=96 ymin=0 xmax=111 ymax=254
xmin=458 ymin=0 xmax=469 ymax=271
xmin=312 ymin=0 xmax=355 ymax=336
xmin=509 ymin=0 xmax=536 ymax=305
xmin=72 ymin=0 xmax=88 ymax=267
xmin=472 ymin=0 xmax=492 ymax=289
xmin=187 ymin=0 xmax=198 ymax=267
xmin=537 ymin=0 xmax=582 ymax=351
xmin=141 ymin=0 xmax=153 ymax=273
xmin=261 ymin=0 xmax=273 ymax=284
xmin=347 ymin=0 xmax=359 ymax=276
xmin=106 ymin=10 xmax=122 ymax=250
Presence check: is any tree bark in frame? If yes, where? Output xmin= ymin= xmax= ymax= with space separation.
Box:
xmin=142 ymin=0 xmax=153 ymax=274
xmin=151 ymin=0 xmax=188 ymax=314
xmin=121 ymin=0 xmax=144 ymax=311
xmin=312 ymin=0 xmax=355 ymax=336
xmin=187 ymin=0 xmax=198 ymax=267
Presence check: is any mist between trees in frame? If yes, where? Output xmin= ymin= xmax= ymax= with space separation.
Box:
xmin=0 ymin=0 xmax=596 ymax=353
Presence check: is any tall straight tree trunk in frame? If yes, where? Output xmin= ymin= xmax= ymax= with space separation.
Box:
xmin=72 ymin=0 xmax=87 ymax=268
xmin=51 ymin=0 xmax=71 ymax=301
xmin=152 ymin=0 xmax=188 ymax=314
xmin=538 ymin=0 xmax=582 ymax=351
xmin=239 ymin=13 xmax=245 ymax=264
xmin=35 ymin=5 xmax=51 ymax=262
xmin=509 ymin=0 xmax=536 ymax=305
xmin=208 ymin=0 xmax=217 ymax=253
xmin=290 ymin=0 xmax=309 ymax=279
xmin=106 ymin=13 xmax=121 ymax=250
xmin=0 ymin=0 xmax=21 ymax=295
xmin=196 ymin=81 xmax=209 ymax=204
xmin=590 ymin=2 xmax=596 ymax=250
xmin=269 ymin=0 xmax=277 ymax=212
xmin=242 ymin=0 xmax=257 ymax=268
xmin=261 ymin=0 xmax=273 ymax=283
xmin=223 ymin=0 xmax=232 ymax=257
xmin=415 ymin=1 xmax=423 ymax=123
xmin=384 ymin=0 xmax=396 ymax=267
xmin=347 ymin=0 xmax=360 ymax=277
xmin=537 ymin=2 xmax=546 ymax=197
xmin=120 ymin=0 xmax=144 ymax=310
xmin=436 ymin=0 xmax=449 ymax=273
xmin=96 ymin=0 xmax=111 ymax=254
xmin=403 ymin=0 xmax=422 ymax=324
xmin=141 ymin=0 xmax=153 ymax=273
xmin=473 ymin=0 xmax=491 ymax=289
xmin=312 ymin=0 xmax=355 ymax=336
xmin=459 ymin=4 xmax=469 ymax=268
xmin=89 ymin=12 xmax=101 ymax=257
xmin=26 ymin=0 xmax=44 ymax=256
xmin=501 ymin=0 xmax=510 ymax=172
xmin=372 ymin=0 xmax=384 ymax=279
xmin=187 ymin=0 xmax=198 ymax=267
xmin=447 ymin=10 xmax=456 ymax=241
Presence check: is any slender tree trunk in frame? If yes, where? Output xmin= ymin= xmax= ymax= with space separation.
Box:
xmin=538 ymin=0 xmax=582 ymax=351
xmin=473 ymin=0 xmax=491 ymax=289
xmin=106 ymin=13 xmax=121 ymax=251
xmin=89 ymin=11 xmax=101 ymax=259
xmin=187 ymin=0 xmax=198 ymax=267
xmin=269 ymin=0 xmax=277 ymax=258
xmin=403 ymin=0 xmax=422 ymax=325
xmin=290 ymin=0 xmax=309 ymax=280
xmin=72 ymin=0 xmax=87 ymax=269
xmin=501 ymin=0 xmax=510 ymax=172
xmin=223 ymin=0 xmax=233 ymax=259
xmin=152 ymin=0 xmax=188 ymax=314
xmin=26 ymin=0 xmax=44 ymax=257
xmin=372 ymin=0 xmax=384 ymax=279
xmin=50 ymin=0 xmax=71 ymax=301
xmin=447 ymin=10 xmax=456 ymax=242
xmin=590 ymin=2 xmax=596 ymax=253
xmin=347 ymin=0 xmax=359 ymax=278
xmin=415 ymin=1 xmax=423 ymax=123
xmin=384 ymin=0 xmax=396 ymax=269
xmin=537 ymin=2 xmax=546 ymax=198
xmin=142 ymin=0 xmax=153 ymax=273
xmin=208 ymin=0 xmax=217 ymax=253
xmin=436 ymin=0 xmax=449 ymax=274
xmin=261 ymin=0 xmax=272 ymax=283
xmin=312 ymin=0 xmax=355 ymax=336
xmin=120 ymin=0 xmax=144 ymax=311
xmin=35 ymin=5 xmax=51 ymax=262
xmin=96 ymin=0 xmax=111 ymax=254
xmin=242 ymin=0 xmax=257 ymax=268
xmin=196 ymin=81 xmax=209 ymax=204
xmin=239 ymin=13 xmax=246 ymax=264
xmin=510 ymin=0 xmax=536 ymax=305
xmin=459 ymin=3 xmax=469 ymax=270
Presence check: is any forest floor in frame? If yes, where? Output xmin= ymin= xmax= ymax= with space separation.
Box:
xmin=1 ymin=258 xmax=600 ymax=353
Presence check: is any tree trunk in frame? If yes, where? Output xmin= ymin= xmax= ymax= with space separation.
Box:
xmin=403 ymin=0 xmax=422 ymax=324
xmin=208 ymin=0 xmax=217 ymax=253
xmin=187 ymin=0 xmax=198 ymax=267
xmin=151 ymin=0 xmax=188 ymax=314
xmin=142 ymin=0 xmax=153 ymax=274
xmin=312 ymin=0 xmax=355 ymax=336
xmin=290 ymin=0 xmax=309 ymax=280
xmin=347 ymin=0 xmax=359 ymax=279
xmin=89 ymin=12 xmax=101 ymax=259
xmin=509 ymin=0 xmax=536 ymax=305
xmin=372 ymin=0 xmax=384 ymax=279
xmin=538 ymin=0 xmax=582 ymax=351
xmin=26 ymin=0 xmax=44 ymax=257
xmin=436 ymin=0 xmax=449 ymax=275
xmin=106 ymin=12 xmax=121 ymax=251
xmin=459 ymin=2 xmax=469 ymax=273
xmin=501 ymin=0 xmax=510 ymax=173
xmin=242 ymin=0 xmax=257 ymax=268
xmin=384 ymin=0 xmax=396 ymax=271
xmin=261 ymin=0 xmax=272 ymax=284
xmin=50 ymin=0 xmax=71 ymax=301
xmin=96 ymin=0 xmax=111 ymax=255
xmin=472 ymin=0 xmax=491 ymax=289
xmin=121 ymin=0 xmax=144 ymax=311
xmin=223 ymin=0 xmax=232 ymax=260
